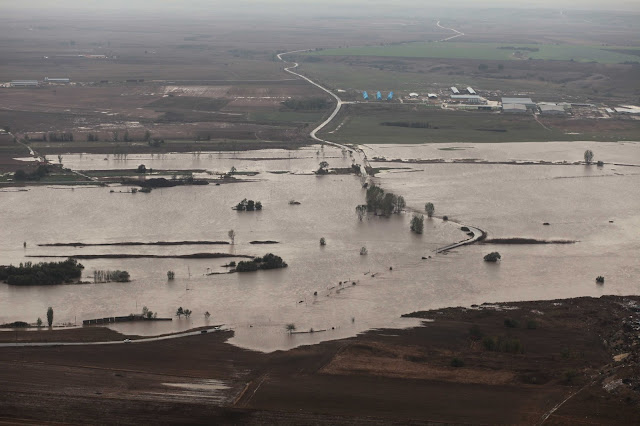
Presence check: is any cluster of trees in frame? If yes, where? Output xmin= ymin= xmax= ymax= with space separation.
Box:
xmin=483 ymin=335 xmax=523 ymax=353
xmin=0 ymin=259 xmax=84 ymax=286
xmin=235 ymin=253 xmax=288 ymax=272
xmin=46 ymin=132 xmax=74 ymax=142
xmin=86 ymin=133 xmax=100 ymax=141
xmin=235 ymin=199 xmax=263 ymax=211
xmin=93 ymin=270 xmax=130 ymax=283
xmin=175 ymin=307 xmax=192 ymax=318
xmin=363 ymin=184 xmax=406 ymax=216
xmin=167 ymin=270 xmax=175 ymax=280
xmin=13 ymin=165 xmax=50 ymax=181
xmin=148 ymin=138 xmax=165 ymax=147
xmin=141 ymin=306 xmax=157 ymax=319
xmin=381 ymin=121 xmax=432 ymax=129
xmin=282 ymin=98 xmax=328 ymax=111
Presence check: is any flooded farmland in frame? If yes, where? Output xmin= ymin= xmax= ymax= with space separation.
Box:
xmin=1 ymin=142 xmax=639 ymax=352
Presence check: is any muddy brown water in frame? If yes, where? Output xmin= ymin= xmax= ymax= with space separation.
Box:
xmin=1 ymin=143 xmax=638 ymax=352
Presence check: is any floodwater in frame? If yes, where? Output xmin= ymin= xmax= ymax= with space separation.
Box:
xmin=1 ymin=143 xmax=639 ymax=352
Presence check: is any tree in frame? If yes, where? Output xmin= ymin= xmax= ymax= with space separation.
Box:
xmin=355 ymin=204 xmax=367 ymax=221
xmin=478 ymin=63 xmax=489 ymax=71
xmin=255 ymin=201 xmax=262 ymax=210
xmin=286 ymin=323 xmax=296 ymax=334
xmin=320 ymin=237 xmax=326 ymax=246
xmin=425 ymin=202 xmax=435 ymax=218
xmin=136 ymin=164 xmax=147 ymax=173
xmin=395 ymin=196 xmax=406 ymax=213
xmin=46 ymin=307 xmax=54 ymax=327
xmin=410 ymin=214 xmax=424 ymax=234
xmin=316 ymin=161 xmax=329 ymax=175
xmin=184 ymin=309 xmax=192 ymax=318
xmin=360 ymin=246 xmax=368 ymax=255
xmin=381 ymin=193 xmax=397 ymax=216
xmin=584 ymin=149 xmax=594 ymax=164
xmin=167 ymin=270 xmax=175 ymax=280
xmin=228 ymin=229 xmax=236 ymax=244
xmin=484 ymin=252 xmax=501 ymax=262
xmin=144 ymin=130 xmax=151 ymax=141
xmin=13 ymin=170 xmax=27 ymax=181
xmin=204 ymin=311 xmax=211 ymax=318
xmin=36 ymin=317 xmax=43 ymax=327
xmin=176 ymin=307 xmax=184 ymax=318
xmin=57 ymin=154 xmax=63 ymax=165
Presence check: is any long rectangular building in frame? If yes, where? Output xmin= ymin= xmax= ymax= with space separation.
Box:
xmin=502 ymin=97 xmax=536 ymax=109
xmin=11 ymin=80 xmax=39 ymax=87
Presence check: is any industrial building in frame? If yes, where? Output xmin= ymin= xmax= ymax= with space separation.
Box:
xmin=450 ymin=94 xmax=486 ymax=104
xmin=502 ymin=97 xmax=536 ymax=109
xmin=11 ymin=80 xmax=39 ymax=87
xmin=539 ymin=104 xmax=566 ymax=115
xmin=451 ymin=86 xmax=460 ymax=94
xmin=45 ymin=77 xmax=70 ymax=83
xmin=467 ymin=87 xmax=476 ymax=95
xmin=502 ymin=103 xmax=528 ymax=113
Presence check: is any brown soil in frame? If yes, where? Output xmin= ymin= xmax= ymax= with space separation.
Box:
xmin=1 ymin=296 xmax=639 ymax=424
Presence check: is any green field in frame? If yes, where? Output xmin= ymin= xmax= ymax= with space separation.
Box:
xmin=309 ymin=42 xmax=640 ymax=64
xmin=319 ymin=105 xmax=640 ymax=144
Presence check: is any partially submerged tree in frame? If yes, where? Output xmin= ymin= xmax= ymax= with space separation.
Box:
xmin=228 ymin=229 xmax=236 ymax=245
xmin=360 ymin=246 xmax=368 ymax=255
xmin=484 ymin=252 xmax=502 ymax=262
xmin=410 ymin=214 xmax=424 ymax=234
xmin=316 ymin=161 xmax=329 ymax=175
xmin=46 ymin=307 xmax=54 ymax=327
xmin=36 ymin=317 xmax=43 ymax=327
xmin=286 ymin=323 xmax=296 ymax=334
xmin=355 ymin=204 xmax=367 ymax=221
xmin=176 ymin=307 xmax=184 ymax=318
xmin=584 ymin=149 xmax=594 ymax=164
xmin=425 ymin=202 xmax=435 ymax=218
xmin=320 ymin=237 xmax=326 ymax=246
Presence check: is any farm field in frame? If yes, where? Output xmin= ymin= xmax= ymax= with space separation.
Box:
xmin=309 ymin=42 xmax=640 ymax=64
xmin=319 ymin=104 xmax=640 ymax=144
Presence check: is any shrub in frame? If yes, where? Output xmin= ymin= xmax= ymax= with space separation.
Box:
xmin=442 ymin=215 xmax=448 ymax=221
xmin=360 ymin=246 xmax=368 ymax=255
xmin=320 ymin=237 xmax=326 ymax=246
xmin=451 ymin=357 xmax=465 ymax=368
xmin=504 ymin=318 xmax=519 ymax=328
xmin=483 ymin=336 xmax=524 ymax=353
xmin=469 ymin=325 xmax=484 ymax=340
xmin=596 ymin=276 xmax=604 ymax=284
xmin=484 ymin=252 xmax=501 ymax=262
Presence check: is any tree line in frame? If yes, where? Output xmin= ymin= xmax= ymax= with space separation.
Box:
xmin=0 ymin=259 xmax=84 ymax=286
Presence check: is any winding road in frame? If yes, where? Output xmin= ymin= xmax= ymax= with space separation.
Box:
xmin=436 ymin=21 xmax=465 ymax=42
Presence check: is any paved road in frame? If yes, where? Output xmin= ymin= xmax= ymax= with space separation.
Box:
xmin=276 ymin=50 xmax=371 ymax=171
xmin=436 ymin=224 xmax=485 ymax=253
xmin=0 ymin=326 xmax=226 ymax=348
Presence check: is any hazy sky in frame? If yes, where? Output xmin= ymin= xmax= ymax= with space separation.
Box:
xmin=5 ymin=0 xmax=640 ymax=11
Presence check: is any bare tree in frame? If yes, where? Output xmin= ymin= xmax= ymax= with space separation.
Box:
xmin=228 ymin=229 xmax=236 ymax=245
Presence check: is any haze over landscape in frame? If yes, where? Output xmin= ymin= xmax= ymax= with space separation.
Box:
xmin=0 ymin=0 xmax=639 ymax=423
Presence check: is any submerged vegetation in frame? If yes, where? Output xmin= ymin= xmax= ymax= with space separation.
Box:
xmin=93 ymin=270 xmax=131 ymax=283
xmin=234 ymin=199 xmax=263 ymax=211
xmin=235 ymin=253 xmax=288 ymax=272
xmin=410 ymin=214 xmax=424 ymax=234
xmin=365 ymin=183 xmax=405 ymax=216
xmin=484 ymin=252 xmax=502 ymax=262
xmin=0 ymin=259 xmax=84 ymax=286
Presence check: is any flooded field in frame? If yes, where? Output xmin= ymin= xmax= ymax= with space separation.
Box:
xmin=1 ymin=142 xmax=639 ymax=352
